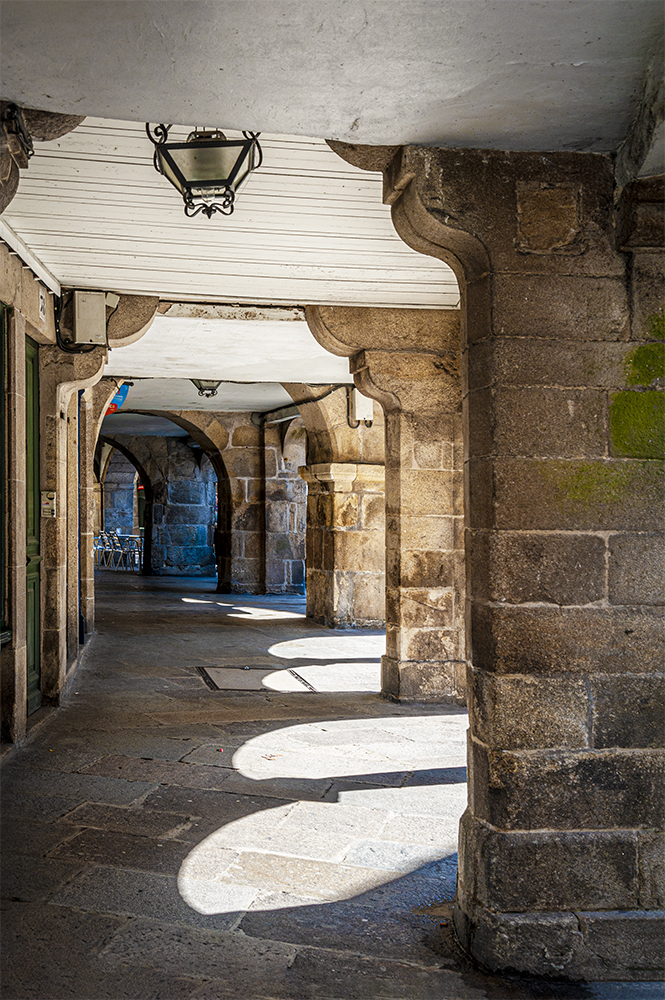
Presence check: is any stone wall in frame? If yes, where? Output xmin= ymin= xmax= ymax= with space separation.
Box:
xmin=264 ymin=417 xmax=307 ymax=594
xmin=161 ymin=411 xmax=307 ymax=595
xmin=102 ymin=448 xmax=137 ymax=535
xmin=102 ymin=434 xmax=217 ymax=576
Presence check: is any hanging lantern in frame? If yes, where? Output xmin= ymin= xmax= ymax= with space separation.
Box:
xmin=190 ymin=379 xmax=222 ymax=398
xmin=146 ymin=124 xmax=262 ymax=218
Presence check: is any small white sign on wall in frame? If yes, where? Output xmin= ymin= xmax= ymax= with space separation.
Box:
xmin=40 ymin=491 xmax=56 ymax=518
xmin=39 ymin=286 xmax=46 ymax=322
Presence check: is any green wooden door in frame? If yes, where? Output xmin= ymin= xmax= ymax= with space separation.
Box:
xmin=25 ymin=336 xmax=41 ymax=715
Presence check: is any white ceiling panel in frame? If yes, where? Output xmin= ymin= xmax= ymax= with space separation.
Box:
xmin=3 ymin=120 xmax=459 ymax=308
xmin=104 ymin=312 xmax=354 ymax=384
xmin=108 ymin=380 xmax=296 ymax=414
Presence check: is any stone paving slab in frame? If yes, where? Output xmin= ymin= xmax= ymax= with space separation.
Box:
xmin=0 ymin=789 xmax=87 ymax=823
xmin=374 ymin=813 xmax=461 ymax=848
xmin=203 ymin=666 xmax=309 ymax=692
xmin=49 ymin=828 xmax=193 ymax=875
xmin=79 ymin=753 xmax=233 ymax=790
xmin=99 ymin=918 xmax=299 ymax=982
xmin=219 ymin=851 xmax=398 ymax=900
xmin=239 ymin=895 xmax=443 ymax=965
xmin=324 ymin=778 xmax=469 ymax=817
xmin=350 ymin=870 xmax=457 ymax=914
xmin=341 ymin=839 xmax=450 ymax=873
xmin=0 ymin=818 xmax=82 ymax=857
xmin=50 ymin=865 xmax=253 ymax=929
xmin=101 ymin=913 xmax=486 ymax=1000
xmin=1 ymin=768 xmax=158 ymax=806
xmin=1 ymin=855 xmax=87 ymax=902
xmin=7 ymin=747 xmax=106 ymax=772
xmin=179 ymin=743 xmax=245 ymax=767
xmin=214 ymin=771 xmax=332 ymax=802
xmin=31 ymin=728 xmax=209 ymax=761
xmin=60 ymin=802 xmax=199 ymax=838
xmin=1 ymin=905 xmax=201 ymax=999
xmin=142 ymin=784 xmax=293 ymax=822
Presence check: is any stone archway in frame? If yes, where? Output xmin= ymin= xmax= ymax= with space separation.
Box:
xmin=98 ymin=436 xmax=155 ymax=576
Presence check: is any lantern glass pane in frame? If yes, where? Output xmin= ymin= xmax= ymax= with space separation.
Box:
xmin=157 ymin=151 xmax=185 ymax=195
xmin=169 ymin=143 xmax=240 ymax=186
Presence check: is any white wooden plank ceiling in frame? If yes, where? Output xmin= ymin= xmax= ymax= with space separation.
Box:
xmin=3 ymin=119 xmax=459 ymax=309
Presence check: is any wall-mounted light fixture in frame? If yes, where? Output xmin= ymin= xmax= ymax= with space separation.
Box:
xmin=146 ymin=124 xmax=262 ymax=218
xmin=190 ymin=379 xmax=222 ymax=398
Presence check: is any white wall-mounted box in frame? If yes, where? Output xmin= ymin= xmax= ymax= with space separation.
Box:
xmin=73 ymin=290 xmax=106 ymax=345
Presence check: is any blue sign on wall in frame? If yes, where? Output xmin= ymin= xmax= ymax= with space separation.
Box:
xmin=105 ymin=383 xmax=130 ymax=415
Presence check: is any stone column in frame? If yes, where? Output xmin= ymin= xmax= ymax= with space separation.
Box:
xmin=78 ymin=388 xmax=97 ymax=635
xmin=305 ymin=307 xmax=464 ymax=699
xmin=300 ymin=462 xmax=385 ymax=627
xmin=376 ymin=145 xmax=664 ymax=979
xmin=39 ymin=346 xmax=106 ymax=698
xmin=264 ymin=419 xmax=307 ymax=595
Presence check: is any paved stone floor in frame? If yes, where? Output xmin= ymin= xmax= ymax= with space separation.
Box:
xmin=1 ymin=573 xmax=660 ymax=1000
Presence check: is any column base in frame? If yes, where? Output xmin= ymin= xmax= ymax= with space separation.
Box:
xmin=381 ymin=655 xmax=466 ymax=703
xmin=453 ymin=887 xmax=665 ymax=981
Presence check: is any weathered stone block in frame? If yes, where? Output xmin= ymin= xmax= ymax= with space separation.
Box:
xmin=638 ymin=832 xmax=665 ymax=909
xmin=469 ymin=739 xmax=664 ymax=830
xmin=399 ymin=550 xmax=454 ymax=589
xmin=492 ymin=274 xmax=629 ymax=341
xmin=231 ymin=424 xmax=261 ymax=447
xmin=332 ymin=493 xmax=358 ymax=527
xmin=165 ymin=525 xmax=208 ymax=547
xmin=591 ymin=673 xmax=665 ymax=749
xmin=389 ymin=514 xmax=458 ymax=552
xmin=492 ymin=387 xmax=607 ymax=458
xmin=468 ymin=530 xmax=606 ymax=604
xmin=266 ymin=505 xmax=288 ymax=533
xmin=454 ymin=890 xmax=665 ymax=980
xmin=387 ymin=589 xmax=454 ymax=629
xmin=358 ymin=492 xmax=384 ymax=530
xmin=468 ymin=338 xmax=637 ymax=390
xmin=468 ymin=669 xmax=589 ymax=750
xmin=577 ymin=910 xmax=665 ymax=975
xmin=404 ymin=625 xmax=461 ymax=662
xmin=381 ymin=655 xmax=461 ymax=703
xmin=492 ymin=458 xmax=665 ymax=531
xmin=393 ymin=469 xmax=461 ymax=518
xmin=334 ymin=531 xmax=385 ymax=573
xmin=608 ymin=533 xmax=665 ymax=606
xmin=630 ymin=251 xmax=665 ymax=341
xmin=467 ymin=817 xmax=639 ymax=911
xmin=164 ymin=504 xmax=211 ymax=526
xmin=167 ymin=481 xmax=205 ymax=504
xmin=232 ymin=503 xmax=262 ymax=533
xmin=470 ymin=602 xmax=664 ymax=674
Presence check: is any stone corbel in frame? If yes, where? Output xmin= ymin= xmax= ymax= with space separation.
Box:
xmin=350 ymin=349 xmax=460 ymax=415
xmin=1 ymin=106 xmax=85 ymax=214
xmin=106 ymin=295 xmax=160 ymax=348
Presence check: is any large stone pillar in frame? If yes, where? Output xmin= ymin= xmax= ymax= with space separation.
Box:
xmin=306 ymin=307 xmax=464 ymax=700
xmin=372 ymin=145 xmax=664 ymax=979
xmin=39 ymin=346 xmax=106 ymax=697
xmin=300 ymin=462 xmax=385 ymax=627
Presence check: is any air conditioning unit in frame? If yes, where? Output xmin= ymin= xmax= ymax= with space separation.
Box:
xmin=72 ymin=290 xmax=107 ymax=345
